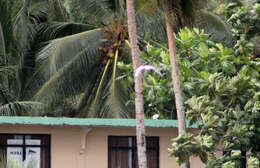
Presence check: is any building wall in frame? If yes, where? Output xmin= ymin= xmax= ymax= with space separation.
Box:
xmin=84 ymin=127 xmax=204 ymax=168
xmin=0 ymin=125 xmax=204 ymax=168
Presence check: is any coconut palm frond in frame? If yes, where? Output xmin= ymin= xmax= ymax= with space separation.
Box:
xmin=136 ymin=10 xmax=167 ymax=43
xmin=0 ymin=83 xmax=16 ymax=105
xmin=157 ymin=0 xmax=214 ymax=28
xmin=76 ymin=66 xmax=102 ymax=115
xmin=66 ymin=0 xmax=128 ymax=26
xmin=109 ymin=80 xmax=133 ymax=118
xmin=98 ymin=80 xmax=132 ymax=118
xmin=48 ymin=0 xmax=68 ymax=22
xmin=100 ymin=0 xmax=126 ymax=17
xmin=0 ymin=101 xmax=44 ymax=116
xmin=111 ymin=50 xmax=119 ymax=114
xmin=135 ymin=0 xmax=158 ymax=15
xmin=195 ymin=10 xmax=233 ymax=46
xmin=30 ymin=45 xmax=101 ymax=107
xmin=0 ymin=0 xmax=14 ymax=54
xmin=0 ymin=66 xmax=19 ymax=100
xmin=34 ymin=28 xmax=103 ymax=80
xmin=89 ymin=51 xmax=133 ymax=118
xmin=0 ymin=65 xmax=17 ymax=74
xmin=13 ymin=0 xmax=48 ymax=47
xmin=21 ymin=29 xmax=104 ymax=113
xmin=79 ymin=60 xmax=112 ymax=118
xmin=12 ymin=1 xmax=55 ymax=98
xmin=70 ymin=0 xmax=115 ymax=25
xmin=83 ymin=77 xmax=132 ymax=118
xmin=77 ymin=42 xmax=133 ymax=118
xmin=37 ymin=22 xmax=93 ymax=41
xmin=13 ymin=2 xmax=36 ymax=49
xmin=0 ymin=24 xmax=6 ymax=67
xmin=28 ymin=0 xmax=49 ymax=23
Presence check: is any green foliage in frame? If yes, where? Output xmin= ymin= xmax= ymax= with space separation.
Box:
xmin=170 ymin=54 xmax=260 ymax=167
xmin=224 ymin=1 xmax=260 ymax=57
xmin=167 ymin=4 xmax=260 ymax=166
xmin=119 ymin=26 xmax=259 ymax=120
xmin=118 ymin=43 xmax=176 ymax=119
xmin=248 ymin=156 xmax=260 ymax=168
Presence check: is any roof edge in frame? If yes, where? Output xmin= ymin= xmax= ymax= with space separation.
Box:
xmin=0 ymin=116 xmax=197 ymax=128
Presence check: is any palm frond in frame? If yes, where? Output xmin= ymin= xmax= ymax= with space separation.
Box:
xmin=136 ymin=10 xmax=167 ymax=43
xmin=21 ymin=29 xmax=103 ymax=113
xmin=195 ymin=10 xmax=233 ymax=46
xmin=66 ymin=0 xmax=129 ymax=25
xmin=83 ymin=77 xmax=131 ymax=118
xmin=0 ymin=101 xmax=44 ymax=116
xmin=12 ymin=1 xmax=36 ymax=98
xmin=68 ymin=0 xmax=114 ymax=25
xmin=77 ymin=42 xmax=133 ymax=118
xmin=0 ymin=83 xmax=16 ymax=104
xmin=31 ymin=28 xmax=102 ymax=82
xmin=36 ymin=22 xmax=93 ymax=42
xmin=135 ymin=0 xmax=158 ymax=15
xmin=76 ymin=66 xmax=102 ymax=115
xmin=112 ymin=50 xmax=119 ymax=114
xmin=0 ymin=0 xmax=13 ymax=54
xmin=13 ymin=1 xmax=35 ymax=49
xmin=31 ymin=47 xmax=100 ymax=101
xmin=28 ymin=0 xmax=49 ymax=23
xmin=0 ymin=24 xmax=6 ymax=66
xmin=48 ymin=0 xmax=68 ymax=22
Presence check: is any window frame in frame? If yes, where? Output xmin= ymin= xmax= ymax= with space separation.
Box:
xmin=108 ymin=136 xmax=160 ymax=168
xmin=0 ymin=133 xmax=51 ymax=168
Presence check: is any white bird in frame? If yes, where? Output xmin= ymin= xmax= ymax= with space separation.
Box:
xmin=152 ymin=114 xmax=159 ymax=120
xmin=134 ymin=65 xmax=157 ymax=77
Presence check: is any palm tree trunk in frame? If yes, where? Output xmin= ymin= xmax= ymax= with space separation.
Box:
xmin=164 ymin=3 xmax=190 ymax=168
xmin=126 ymin=0 xmax=147 ymax=168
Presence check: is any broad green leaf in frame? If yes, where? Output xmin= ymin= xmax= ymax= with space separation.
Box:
xmin=199 ymin=42 xmax=209 ymax=58
xmin=231 ymin=150 xmax=241 ymax=159
xmin=200 ymin=71 xmax=210 ymax=81
xmin=248 ymin=157 xmax=260 ymax=168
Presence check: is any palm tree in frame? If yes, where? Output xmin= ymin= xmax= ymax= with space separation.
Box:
xmin=0 ymin=0 xmax=46 ymax=115
xmin=18 ymin=0 xmax=170 ymax=118
xmin=155 ymin=0 xmax=228 ymax=167
xmin=126 ymin=0 xmax=147 ymax=167
xmin=162 ymin=2 xmax=188 ymax=167
xmin=0 ymin=0 xmax=167 ymax=117
xmin=0 ymin=0 xmax=76 ymax=116
xmin=1 ymin=0 xmax=233 ymax=120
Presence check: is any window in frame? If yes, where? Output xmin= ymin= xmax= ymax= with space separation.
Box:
xmin=0 ymin=134 xmax=50 ymax=168
xmin=108 ymin=136 xmax=159 ymax=168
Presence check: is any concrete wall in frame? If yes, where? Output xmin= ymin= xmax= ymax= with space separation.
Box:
xmin=0 ymin=125 xmax=204 ymax=168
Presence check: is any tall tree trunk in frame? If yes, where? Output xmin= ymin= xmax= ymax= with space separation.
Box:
xmin=126 ymin=0 xmax=147 ymax=168
xmin=164 ymin=3 xmax=190 ymax=168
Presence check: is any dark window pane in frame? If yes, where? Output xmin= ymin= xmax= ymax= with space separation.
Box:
xmin=0 ymin=135 xmax=16 ymax=145
xmin=146 ymin=137 xmax=159 ymax=148
xmin=109 ymin=137 xmax=132 ymax=148
xmin=109 ymin=149 xmax=131 ymax=168
xmin=147 ymin=149 xmax=158 ymax=168
xmin=109 ymin=136 xmax=159 ymax=168
xmin=40 ymin=147 xmax=50 ymax=168
xmin=0 ymin=147 xmax=6 ymax=165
